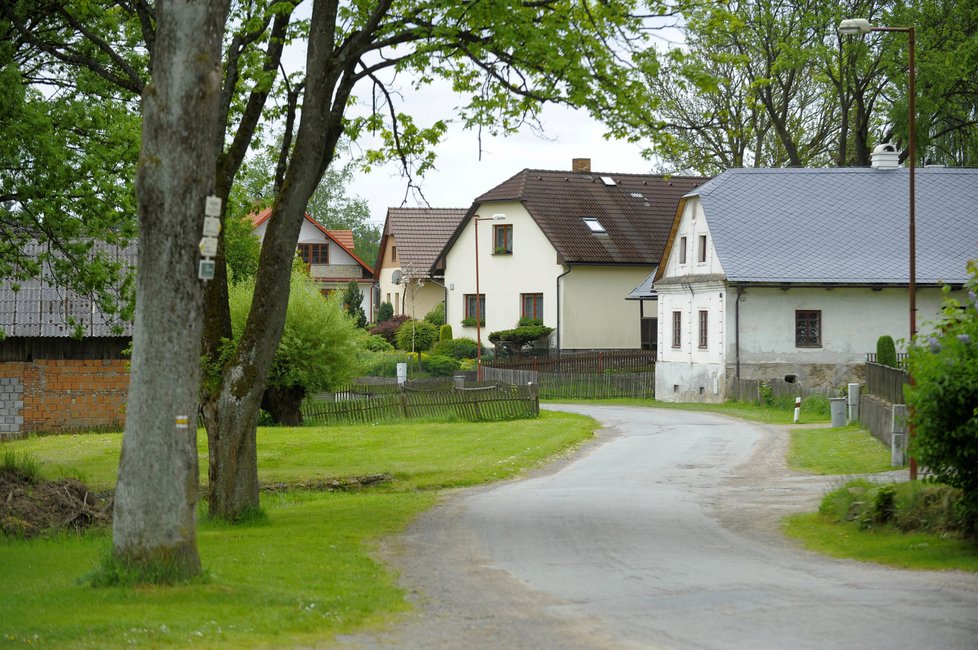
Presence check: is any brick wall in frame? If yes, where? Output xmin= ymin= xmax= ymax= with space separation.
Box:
xmin=0 ymin=359 xmax=128 ymax=439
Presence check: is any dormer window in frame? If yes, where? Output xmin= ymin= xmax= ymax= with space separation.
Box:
xmin=583 ymin=217 xmax=606 ymax=234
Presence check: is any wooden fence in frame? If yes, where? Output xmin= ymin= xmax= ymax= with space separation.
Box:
xmin=729 ymin=377 xmax=836 ymax=404
xmin=864 ymin=362 xmax=909 ymax=405
xmin=304 ymin=382 xmax=538 ymax=425
xmin=486 ymin=349 xmax=656 ymax=374
xmin=865 ymin=352 xmax=910 ymax=365
xmin=481 ymin=366 xmax=655 ymax=400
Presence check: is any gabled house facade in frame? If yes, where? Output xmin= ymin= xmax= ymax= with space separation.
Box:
xmin=249 ymin=207 xmax=374 ymax=320
xmin=654 ymin=160 xmax=978 ymax=402
xmin=374 ymin=207 xmax=466 ymax=320
xmin=433 ymin=160 xmax=706 ymax=350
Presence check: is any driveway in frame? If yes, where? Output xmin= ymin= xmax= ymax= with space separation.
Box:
xmin=336 ymin=405 xmax=978 ymax=649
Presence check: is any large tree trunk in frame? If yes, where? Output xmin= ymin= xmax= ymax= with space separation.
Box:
xmin=112 ymin=0 xmax=230 ymax=579
xmin=262 ymin=386 xmax=307 ymax=426
xmin=204 ymin=0 xmax=357 ymax=520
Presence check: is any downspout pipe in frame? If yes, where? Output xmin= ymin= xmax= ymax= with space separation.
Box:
xmin=735 ymin=286 xmax=743 ymax=379
xmin=556 ymin=264 xmax=573 ymax=351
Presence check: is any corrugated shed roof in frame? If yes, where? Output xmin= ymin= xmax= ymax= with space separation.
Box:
xmin=0 ymin=241 xmax=136 ymax=337
xmin=385 ymin=208 xmax=467 ymax=276
xmin=692 ymin=167 xmax=978 ymax=284
xmin=472 ymin=169 xmax=707 ymax=265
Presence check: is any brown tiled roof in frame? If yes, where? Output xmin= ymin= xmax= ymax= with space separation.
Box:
xmin=379 ymin=208 xmax=467 ymax=278
xmin=470 ymin=169 xmax=708 ymax=265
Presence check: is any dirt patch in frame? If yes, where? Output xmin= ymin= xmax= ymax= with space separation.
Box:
xmin=0 ymin=469 xmax=112 ymax=538
xmin=260 ymin=473 xmax=393 ymax=493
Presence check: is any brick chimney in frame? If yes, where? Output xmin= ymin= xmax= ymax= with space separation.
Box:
xmin=572 ymin=158 xmax=591 ymax=173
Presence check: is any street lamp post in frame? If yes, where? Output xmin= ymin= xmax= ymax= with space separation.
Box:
xmin=839 ymin=18 xmax=917 ymax=480
xmin=473 ymin=214 xmax=505 ymax=381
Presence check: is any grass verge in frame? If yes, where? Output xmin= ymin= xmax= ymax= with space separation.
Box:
xmin=0 ymin=410 xmax=596 ymax=649
xmin=787 ymin=423 xmax=894 ymax=474
xmin=784 ymin=512 xmax=978 ymax=572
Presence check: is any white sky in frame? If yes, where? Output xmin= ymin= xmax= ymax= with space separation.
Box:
xmin=344 ymin=101 xmax=657 ymax=226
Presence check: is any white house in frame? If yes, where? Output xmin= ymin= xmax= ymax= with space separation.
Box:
xmin=433 ymin=159 xmax=706 ymax=350
xmin=249 ymin=207 xmax=374 ymax=319
xmin=374 ymin=207 xmax=466 ymax=320
xmin=654 ymin=154 xmax=978 ymax=402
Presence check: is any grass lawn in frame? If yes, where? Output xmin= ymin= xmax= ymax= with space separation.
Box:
xmin=0 ymin=410 xmax=596 ymax=649
xmin=787 ymin=423 xmax=895 ymax=475
xmin=784 ymin=512 xmax=978 ymax=572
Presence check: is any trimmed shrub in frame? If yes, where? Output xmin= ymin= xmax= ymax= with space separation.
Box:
xmin=518 ymin=316 xmax=542 ymax=327
xmin=360 ymin=333 xmax=394 ymax=352
xmin=377 ymin=301 xmax=394 ymax=323
xmin=487 ymin=324 xmax=554 ymax=347
xmin=439 ymin=324 xmax=453 ymax=341
xmin=423 ymin=354 xmax=461 ymax=377
xmin=424 ymin=303 xmax=446 ymax=326
xmin=369 ymin=314 xmax=410 ymax=344
xmin=395 ymin=319 xmax=439 ymax=352
xmin=876 ymin=335 xmax=897 ymax=367
xmin=431 ymin=337 xmax=479 ymax=360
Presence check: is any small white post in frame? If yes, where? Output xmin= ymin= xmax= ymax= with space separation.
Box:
xmin=793 ymin=396 xmax=801 ymax=423
xmin=847 ymin=383 xmax=860 ymax=424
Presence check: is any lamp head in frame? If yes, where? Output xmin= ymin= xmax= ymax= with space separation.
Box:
xmin=839 ymin=18 xmax=873 ymax=35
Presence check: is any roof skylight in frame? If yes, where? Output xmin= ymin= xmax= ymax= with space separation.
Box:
xmin=600 ymin=176 xmax=616 ymax=186
xmin=583 ymin=217 xmax=606 ymax=233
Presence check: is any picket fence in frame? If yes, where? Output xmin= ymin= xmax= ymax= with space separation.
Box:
xmin=486 ymin=349 xmax=656 ymax=374
xmin=481 ymin=366 xmax=655 ymax=400
xmin=305 ymin=381 xmax=538 ymax=424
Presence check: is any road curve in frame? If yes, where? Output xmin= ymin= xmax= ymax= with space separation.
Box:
xmin=336 ymin=405 xmax=978 ymax=650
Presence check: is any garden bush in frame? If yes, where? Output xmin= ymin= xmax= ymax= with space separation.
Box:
xmin=439 ymin=324 xmax=453 ymax=341
xmin=423 ymin=354 xmax=460 ymax=377
xmin=487 ymin=324 xmax=554 ymax=348
xmin=359 ymin=333 xmax=394 ymax=352
xmin=876 ymin=335 xmax=897 ymax=367
xmin=369 ymin=314 xmax=410 ymax=344
xmin=395 ymin=319 xmax=439 ymax=352
xmin=906 ymin=261 xmax=978 ymax=540
xmin=361 ymin=351 xmax=413 ymax=377
xmin=431 ymin=337 xmax=480 ymax=360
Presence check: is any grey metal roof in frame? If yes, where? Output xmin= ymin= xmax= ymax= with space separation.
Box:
xmin=0 ymin=241 xmax=136 ymax=337
xmin=691 ymin=167 xmax=978 ymax=284
xmin=626 ymin=270 xmax=658 ymax=300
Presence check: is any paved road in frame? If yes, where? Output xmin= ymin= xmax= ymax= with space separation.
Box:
xmin=337 ymin=405 xmax=978 ymax=649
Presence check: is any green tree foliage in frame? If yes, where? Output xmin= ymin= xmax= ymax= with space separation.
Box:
xmin=341 ymin=280 xmax=367 ymax=329
xmin=906 ymin=260 xmax=978 ymax=540
xmin=0 ymin=4 xmax=140 ymax=330
xmin=396 ymin=319 xmax=439 ymax=353
xmin=424 ymin=355 xmax=460 ymax=377
xmin=224 ymin=213 xmax=262 ymax=285
xmin=425 ymin=303 xmax=446 ymax=326
xmin=377 ymin=301 xmax=394 ymax=324
xmin=229 ymin=267 xmax=360 ymax=425
xmin=306 ymin=157 xmax=381 ymax=266
xmin=876 ymin=335 xmax=898 ymax=367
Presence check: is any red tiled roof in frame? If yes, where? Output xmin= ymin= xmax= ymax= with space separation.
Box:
xmin=247 ymin=208 xmax=373 ymax=274
xmin=328 ymin=229 xmax=355 ymax=250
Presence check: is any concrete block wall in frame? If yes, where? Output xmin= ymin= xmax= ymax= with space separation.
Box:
xmin=0 ymin=359 xmax=128 ymax=439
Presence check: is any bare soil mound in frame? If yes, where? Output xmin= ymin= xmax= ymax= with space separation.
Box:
xmin=0 ymin=469 xmax=112 ymax=538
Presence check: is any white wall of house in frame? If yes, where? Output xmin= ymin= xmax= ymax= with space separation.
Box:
xmin=444 ymin=202 xmax=561 ymax=342
xmin=561 ymin=266 xmax=651 ymax=349
xmin=654 ymin=280 xmax=727 ymax=402
xmin=376 ymin=235 xmax=445 ymax=320
xmin=661 ymin=198 xmax=722 ymax=278
xmin=253 ymin=217 xmax=372 ymax=318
